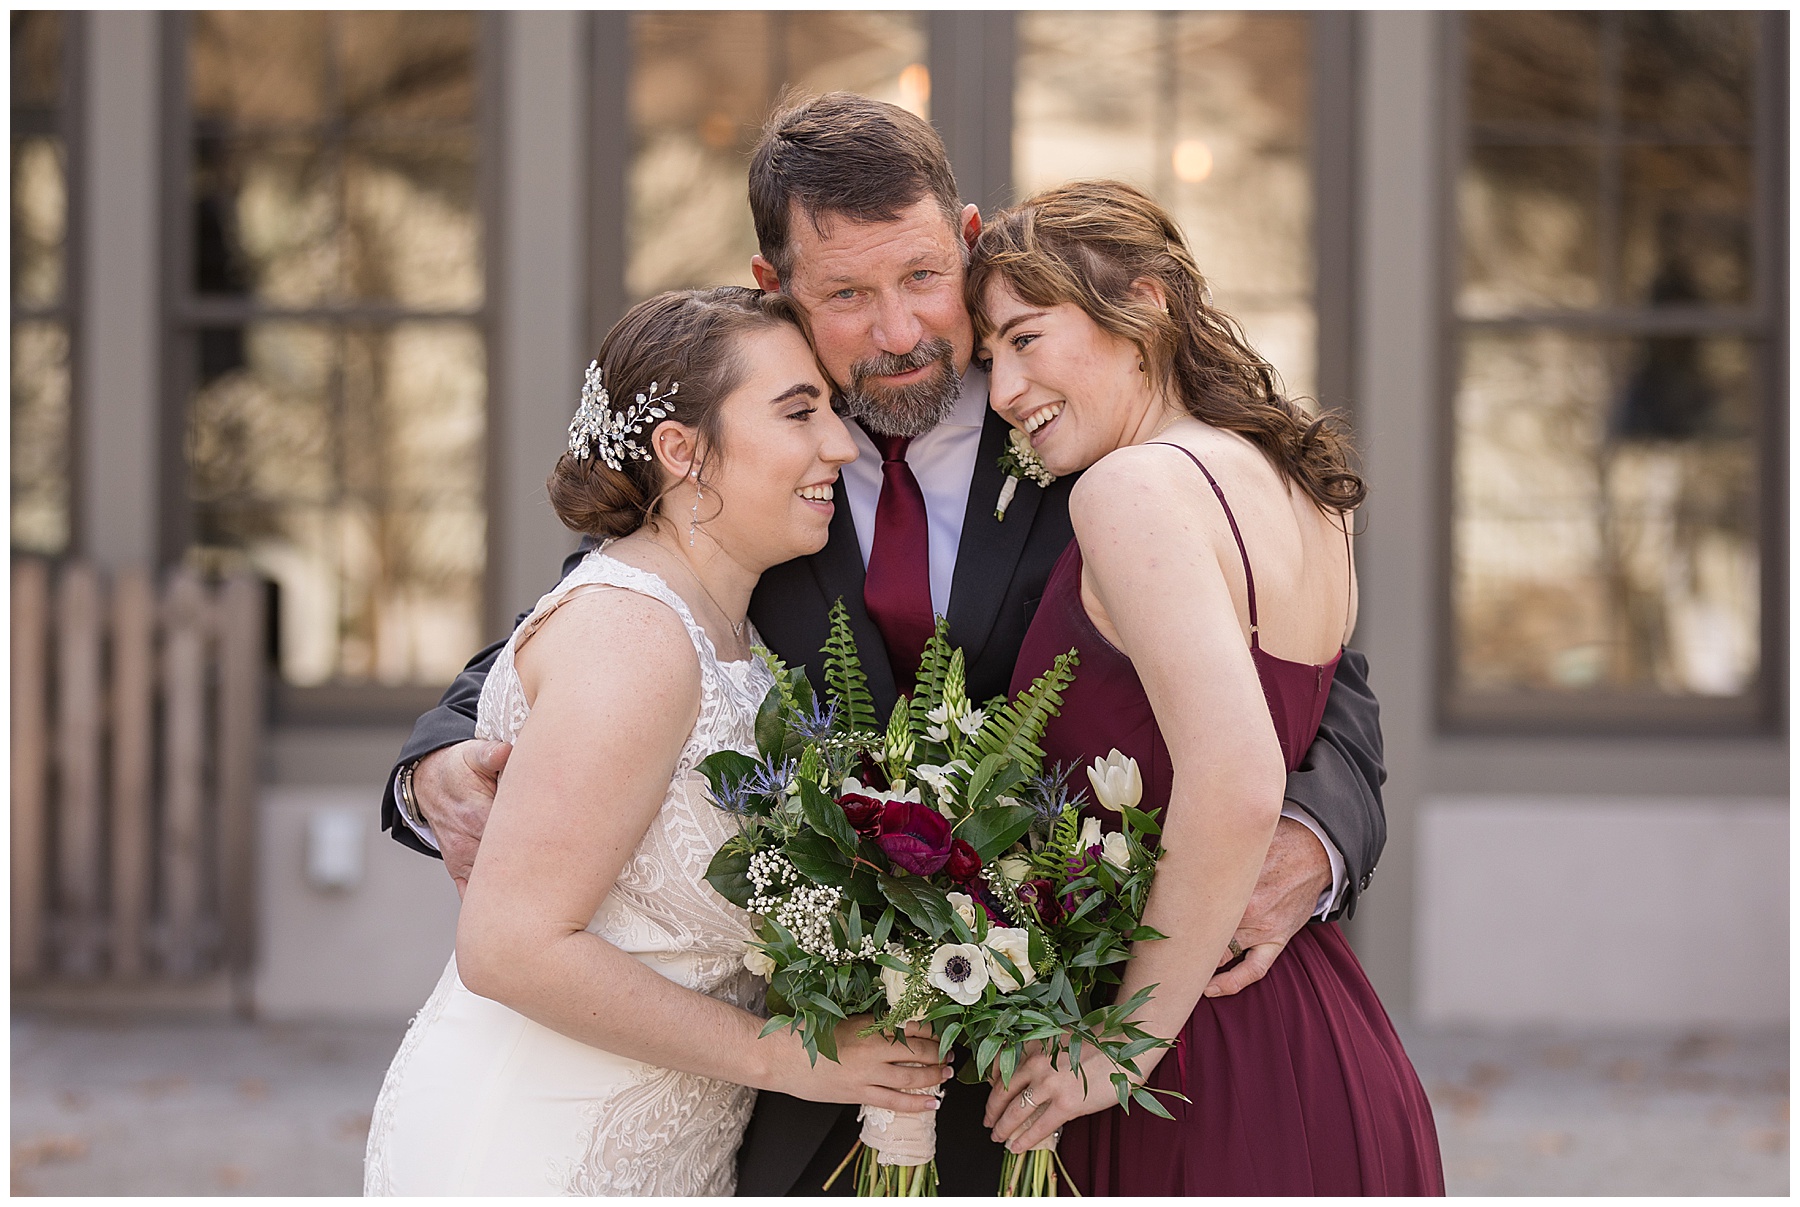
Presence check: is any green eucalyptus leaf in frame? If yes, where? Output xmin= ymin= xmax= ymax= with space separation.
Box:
xmin=877 ymin=873 xmax=956 ymax=936
xmin=800 ymin=778 xmax=860 ymax=857
xmin=953 ymin=803 xmax=1036 ymax=863
xmin=785 ymin=830 xmax=852 ymax=885
xmin=703 ymin=844 xmax=755 ymax=909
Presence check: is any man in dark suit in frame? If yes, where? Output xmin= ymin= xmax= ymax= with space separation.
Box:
xmin=381 ymin=92 xmax=1387 ymax=1196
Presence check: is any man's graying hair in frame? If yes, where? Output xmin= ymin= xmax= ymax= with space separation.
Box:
xmin=749 ymin=91 xmax=963 ymax=281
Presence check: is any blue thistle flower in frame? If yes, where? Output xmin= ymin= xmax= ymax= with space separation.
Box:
xmin=1023 ymin=761 xmax=1090 ymax=821
xmin=743 ymin=756 xmax=797 ymax=800
xmin=790 ymin=696 xmax=841 ymax=741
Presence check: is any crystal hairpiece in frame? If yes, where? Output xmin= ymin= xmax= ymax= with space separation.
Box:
xmin=567 ymin=360 xmax=680 ymax=471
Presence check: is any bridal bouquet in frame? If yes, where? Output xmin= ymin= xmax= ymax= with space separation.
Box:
xmin=701 ymin=604 xmax=1175 ymax=1196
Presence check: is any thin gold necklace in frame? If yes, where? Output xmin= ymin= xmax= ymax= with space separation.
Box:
xmin=651 ymin=536 xmax=747 ymax=644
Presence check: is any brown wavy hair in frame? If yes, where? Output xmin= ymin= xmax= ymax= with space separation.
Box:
xmin=966 ymin=180 xmax=1365 ymax=513
xmin=547 ymin=287 xmax=805 ymax=539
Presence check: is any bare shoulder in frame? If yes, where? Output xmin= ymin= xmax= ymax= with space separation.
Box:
xmin=514 ymin=584 xmax=702 ymax=711
xmin=1068 ymin=440 xmax=1230 ymax=552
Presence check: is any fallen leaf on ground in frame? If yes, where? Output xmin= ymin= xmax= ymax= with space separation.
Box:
xmin=13 ymin=1133 xmax=90 ymax=1168
xmin=215 ymin=1164 xmax=248 ymax=1188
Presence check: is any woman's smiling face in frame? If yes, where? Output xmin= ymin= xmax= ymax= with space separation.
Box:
xmin=977 ymin=280 xmax=1160 ymax=477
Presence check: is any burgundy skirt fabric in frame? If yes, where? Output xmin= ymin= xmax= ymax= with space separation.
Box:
xmin=1056 ymin=921 xmax=1444 ymax=1195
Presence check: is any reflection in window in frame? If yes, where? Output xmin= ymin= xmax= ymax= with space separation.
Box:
xmin=1014 ymin=12 xmax=1315 ymax=402
xmin=11 ymin=11 xmax=72 ymax=555
xmin=1451 ymin=12 xmax=1769 ymax=712
xmin=628 ymin=12 xmax=927 ymax=303
xmin=182 ymin=13 xmax=485 ymax=687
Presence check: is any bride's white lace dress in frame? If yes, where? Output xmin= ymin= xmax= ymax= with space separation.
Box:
xmin=364 ymin=551 xmax=772 ymax=1195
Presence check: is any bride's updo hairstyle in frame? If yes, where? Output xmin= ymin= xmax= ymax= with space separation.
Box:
xmin=548 ymin=286 xmax=804 ymax=539
xmin=967 ymin=180 xmax=1365 ymax=513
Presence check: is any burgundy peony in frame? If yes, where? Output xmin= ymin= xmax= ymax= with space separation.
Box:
xmin=944 ymin=838 xmax=982 ymax=884
xmin=1016 ymin=878 xmax=1064 ymax=926
xmin=837 ymin=792 xmax=886 ymax=839
xmin=875 ymin=800 xmax=954 ymax=875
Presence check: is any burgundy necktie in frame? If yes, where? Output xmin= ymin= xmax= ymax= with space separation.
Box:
xmin=862 ymin=430 xmax=935 ymax=689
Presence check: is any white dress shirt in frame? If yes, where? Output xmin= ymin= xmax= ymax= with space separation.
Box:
xmin=403 ymin=365 xmax=1348 ymax=917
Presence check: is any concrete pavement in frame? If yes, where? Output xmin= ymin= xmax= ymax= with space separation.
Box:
xmin=10 ymin=1011 xmax=1788 ymax=1196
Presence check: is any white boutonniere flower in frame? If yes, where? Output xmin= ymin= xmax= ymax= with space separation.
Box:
xmin=995 ymin=428 xmax=1056 ymax=521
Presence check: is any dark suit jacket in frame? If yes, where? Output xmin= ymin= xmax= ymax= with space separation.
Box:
xmin=379 ymin=406 xmax=1388 ymax=1195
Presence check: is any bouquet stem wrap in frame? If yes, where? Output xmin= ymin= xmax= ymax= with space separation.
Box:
xmin=856 ymin=1081 xmax=942 ymax=1166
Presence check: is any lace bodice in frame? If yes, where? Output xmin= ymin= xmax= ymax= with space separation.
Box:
xmin=474 ymin=549 xmax=772 ymax=992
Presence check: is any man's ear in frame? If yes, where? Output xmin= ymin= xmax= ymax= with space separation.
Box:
xmin=650 ymin=421 xmax=703 ymax=483
xmin=960 ymin=203 xmax=982 ymax=251
xmin=1129 ymin=277 xmax=1169 ymax=313
xmin=751 ymin=255 xmax=782 ymax=294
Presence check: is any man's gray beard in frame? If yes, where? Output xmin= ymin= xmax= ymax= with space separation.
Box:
xmin=838 ymin=338 xmax=962 ymax=438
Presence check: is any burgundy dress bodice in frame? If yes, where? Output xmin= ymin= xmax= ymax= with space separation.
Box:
xmin=1006 ymin=443 xmax=1443 ymax=1197
xmin=1010 ymin=444 xmax=1343 ymax=819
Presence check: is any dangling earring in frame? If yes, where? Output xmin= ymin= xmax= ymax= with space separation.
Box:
xmin=689 ymin=475 xmax=701 ymax=547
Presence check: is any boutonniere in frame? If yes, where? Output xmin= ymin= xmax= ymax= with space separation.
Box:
xmin=994 ymin=428 xmax=1057 ymax=521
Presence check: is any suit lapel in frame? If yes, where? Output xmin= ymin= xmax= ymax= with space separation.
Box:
xmin=807 ymin=481 xmax=898 ymax=708
xmin=947 ymin=408 xmax=1040 ymax=671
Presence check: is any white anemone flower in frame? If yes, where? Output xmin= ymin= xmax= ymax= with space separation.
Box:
xmin=927 ymin=942 xmax=990 ymax=1005
xmin=981 ymin=928 xmax=1036 ymax=992
xmin=1086 ymin=749 xmax=1144 ymax=813
xmin=946 ymin=891 xmax=978 ymax=931
xmin=1100 ymin=831 xmax=1131 ymax=871
xmin=742 ymin=943 xmax=776 ymax=979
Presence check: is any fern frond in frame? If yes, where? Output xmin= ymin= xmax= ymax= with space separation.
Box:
xmin=822 ymin=599 xmax=877 ymax=734
xmin=907 ymin=617 xmax=955 ymax=740
xmin=968 ymin=648 xmax=1080 ymax=778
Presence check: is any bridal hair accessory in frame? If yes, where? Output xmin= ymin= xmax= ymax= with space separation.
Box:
xmin=567 ymin=360 xmax=680 ymax=471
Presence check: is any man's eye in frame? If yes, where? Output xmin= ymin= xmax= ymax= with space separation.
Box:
xmin=910 ymin=270 xmax=933 ymax=282
xmin=833 ymin=288 xmax=857 ymax=301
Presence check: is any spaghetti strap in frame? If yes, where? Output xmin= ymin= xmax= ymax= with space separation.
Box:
xmin=1148 ymin=442 xmax=1259 ymax=647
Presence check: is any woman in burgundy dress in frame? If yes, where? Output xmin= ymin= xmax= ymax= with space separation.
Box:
xmin=967 ymin=181 xmax=1443 ymax=1195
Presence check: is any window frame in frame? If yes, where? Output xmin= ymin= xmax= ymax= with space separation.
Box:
xmin=158 ymin=12 xmax=499 ymax=721
xmin=1434 ymin=10 xmax=1788 ymax=737
xmin=11 ymin=10 xmax=84 ymax=557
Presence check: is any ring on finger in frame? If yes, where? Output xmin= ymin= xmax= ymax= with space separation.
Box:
xmin=1021 ymin=1088 xmax=1037 ymax=1108
xmin=1228 ymin=938 xmax=1245 ymax=959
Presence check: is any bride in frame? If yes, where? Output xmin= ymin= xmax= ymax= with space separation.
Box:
xmin=364 ymin=286 xmax=949 ymax=1195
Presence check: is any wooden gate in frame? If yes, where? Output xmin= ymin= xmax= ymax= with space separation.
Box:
xmin=11 ymin=557 xmax=264 ymax=1005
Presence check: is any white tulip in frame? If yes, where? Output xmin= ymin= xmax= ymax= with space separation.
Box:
xmin=981 ymin=928 xmax=1036 ymax=992
xmin=1100 ymin=831 xmax=1131 ymax=871
xmin=1086 ymin=749 xmax=1143 ymax=813
xmin=1077 ymin=816 xmax=1103 ymax=852
xmin=927 ymin=942 xmax=990 ymax=1005
xmin=742 ymin=944 xmax=776 ymax=979
xmin=946 ymin=891 xmax=979 ymax=931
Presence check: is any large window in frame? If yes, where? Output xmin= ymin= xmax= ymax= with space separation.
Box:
xmin=11 ymin=11 xmax=75 ymax=556
xmin=1446 ymin=12 xmax=1782 ymax=729
xmin=1013 ymin=12 xmax=1317 ymax=403
xmin=626 ymin=12 xmax=927 ymax=303
xmin=175 ymin=13 xmax=488 ymax=690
